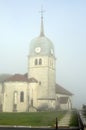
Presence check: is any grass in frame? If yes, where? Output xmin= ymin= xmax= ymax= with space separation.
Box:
xmin=82 ymin=110 xmax=86 ymax=117
xmin=69 ymin=111 xmax=79 ymax=127
xmin=0 ymin=111 xmax=66 ymax=126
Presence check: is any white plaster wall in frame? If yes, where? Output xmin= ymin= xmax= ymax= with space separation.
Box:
xmin=28 ymin=56 xmax=56 ymax=100
xmin=37 ymin=100 xmax=49 ymax=110
xmin=29 ymin=82 xmax=38 ymax=108
xmin=0 ymin=83 xmax=2 ymax=93
xmin=3 ymin=82 xmax=29 ymax=112
xmin=56 ymin=94 xmax=72 ymax=110
xmin=60 ymin=104 xmax=68 ymax=110
xmin=28 ymin=56 xmax=49 ymax=69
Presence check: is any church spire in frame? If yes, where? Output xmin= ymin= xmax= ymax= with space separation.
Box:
xmin=39 ymin=7 xmax=45 ymax=37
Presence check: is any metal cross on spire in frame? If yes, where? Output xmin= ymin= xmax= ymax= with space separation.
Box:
xmin=39 ymin=6 xmax=45 ymax=19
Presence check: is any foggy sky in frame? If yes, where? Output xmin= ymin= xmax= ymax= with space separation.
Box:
xmin=0 ymin=0 xmax=86 ymax=108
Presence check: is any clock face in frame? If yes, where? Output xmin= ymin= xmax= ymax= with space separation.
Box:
xmin=51 ymin=49 xmax=54 ymax=54
xmin=35 ymin=47 xmax=41 ymax=53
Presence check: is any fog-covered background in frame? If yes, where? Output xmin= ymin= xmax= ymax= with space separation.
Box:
xmin=0 ymin=0 xmax=86 ymax=109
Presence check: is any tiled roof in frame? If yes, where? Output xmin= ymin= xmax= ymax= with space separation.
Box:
xmin=24 ymin=73 xmax=28 ymax=77
xmin=5 ymin=74 xmax=38 ymax=83
xmin=56 ymin=84 xmax=73 ymax=96
xmin=59 ymin=97 xmax=69 ymax=104
xmin=2 ymin=74 xmax=72 ymax=96
xmin=5 ymin=74 xmax=29 ymax=82
xmin=0 ymin=74 xmax=12 ymax=82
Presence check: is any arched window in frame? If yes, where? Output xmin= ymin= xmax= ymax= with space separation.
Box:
xmin=39 ymin=58 xmax=42 ymax=65
xmin=35 ymin=59 xmax=38 ymax=65
xmin=20 ymin=91 xmax=24 ymax=102
xmin=13 ymin=91 xmax=18 ymax=112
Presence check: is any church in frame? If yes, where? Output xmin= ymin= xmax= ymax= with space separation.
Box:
xmin=0 ymin=13 xmax=73 ymax=112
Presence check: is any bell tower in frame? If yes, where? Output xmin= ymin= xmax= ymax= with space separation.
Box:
xmin=28 ymin=10 xmax=56 ymax=110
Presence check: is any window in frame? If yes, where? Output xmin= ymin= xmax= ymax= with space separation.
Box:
xmin=35 ymin=58 xmax=42 ymax=65
xmin=20 ymin=91 xmax=24 ymax=102
xmin=35 ymin=59 xmax=38 ymax=65
xmin=39 ymin=58 xmax=42 ymax=65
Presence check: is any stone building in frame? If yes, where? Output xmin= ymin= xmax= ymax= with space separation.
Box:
xmin=0 ymin=13 xmax=73 ymax=112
